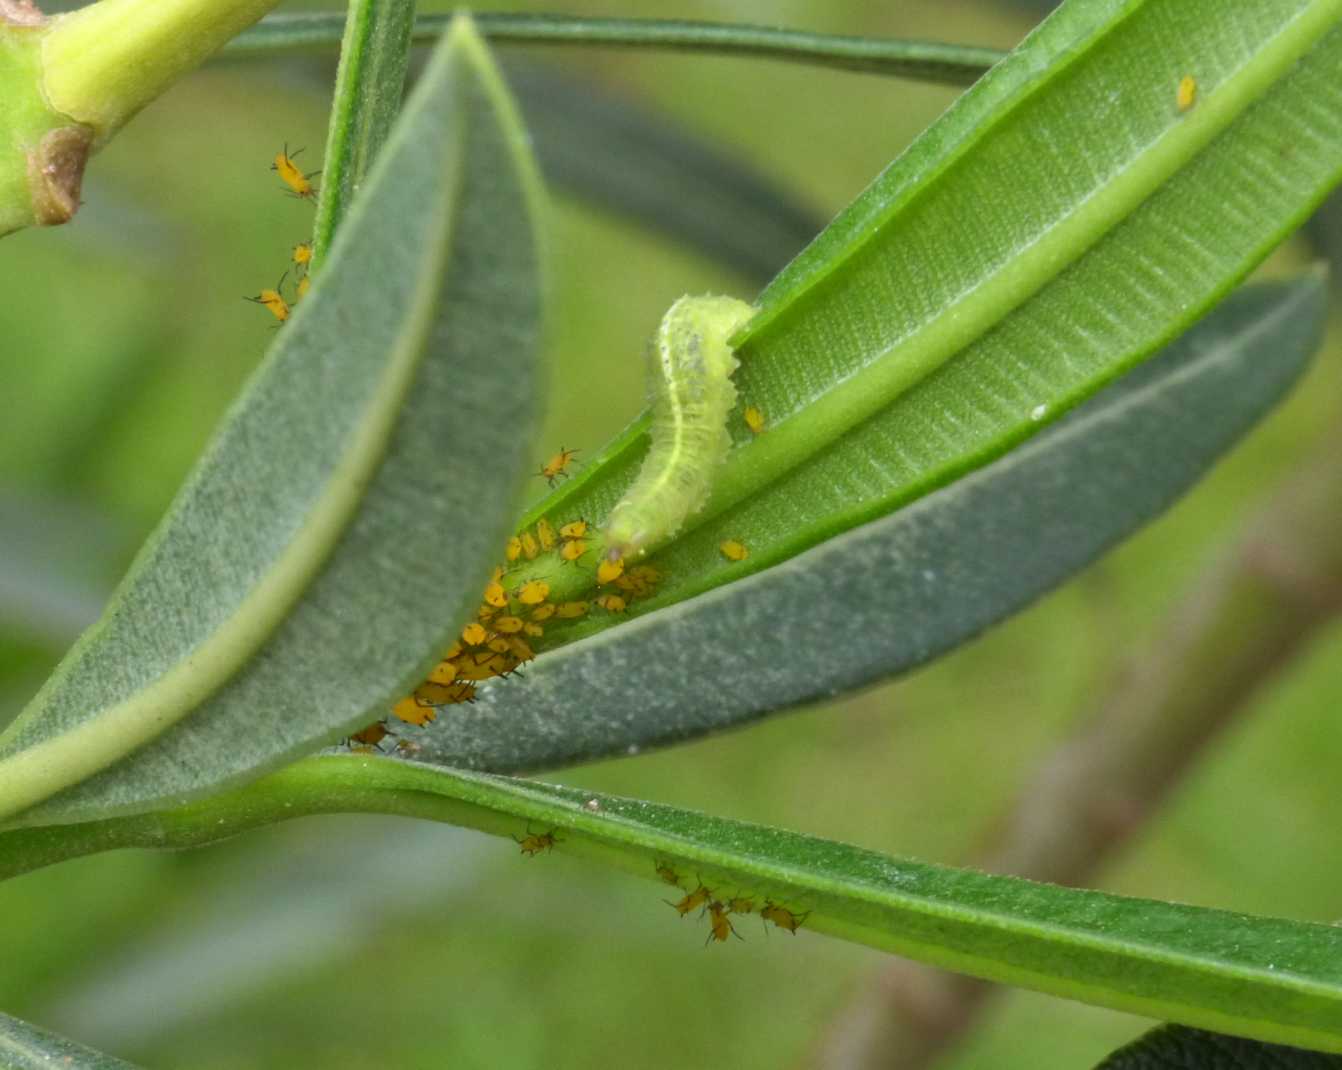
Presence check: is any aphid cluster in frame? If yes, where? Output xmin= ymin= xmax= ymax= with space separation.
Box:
xmin=656 ymin=861 xmax=809 ymax=945
xmin=345 ymin=510 xmax=666 ymax=749
xmin=247 ymin=145 xmax=320 ymax=325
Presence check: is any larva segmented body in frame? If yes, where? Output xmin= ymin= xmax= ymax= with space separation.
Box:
xmin=603 ymin=294 xmax=755 ymax=560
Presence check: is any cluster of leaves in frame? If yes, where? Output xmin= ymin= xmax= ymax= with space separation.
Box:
xmin=3 ymin=1 xmax=1342 ymax=1066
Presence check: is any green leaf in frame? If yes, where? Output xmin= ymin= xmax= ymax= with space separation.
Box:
xmin=403 ymin=275 xmax=1325 ymax=771
xmin=0 ymin=15 xmax=546 ymax=827
xmin=225 ymin=13 xmax=1004 ymax=85
xmin=310 ymin=0 xmax=415 ymax=270
xmin=0 ymin=1010 xmax=141 ymax=1070
xmin=497 ymin=0 xmax=1342 ymax=646
xmin=1095 ymin=1025 xmax=1342 ymax=1068
xmin=7 ymin=757 xmax=1342 ymax=1054
xmin=508 ymin=61 xmax=823 ymax=283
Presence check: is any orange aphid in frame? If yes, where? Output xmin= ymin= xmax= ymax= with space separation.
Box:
xmin=596 ymin=554 xmax=624 ymax=585
xmin=391 ymin=695 xmax=436 ymax=727
xmin=536 ymin=517 xmax=558 ymax=551
xmin=271 ymin=143 xmax=320 ymax=200
xmin=1176 ymin=74 xmax=1197 ymax=112
xmin=292 ymin=240 xmax=313 ymax=269
xmin=555 ymin=601 xmax=589 ymax=619
xmin=245 ymin=273 xmax=290 ymax=323
xmin=530 ymin=602 xmax=556 ymax=622
xmin=348 ymin=720 xmax=389 ymax=747
xmin=744 ymin=405 xmax=766 ymax=434
xmin=506 ymin=536 xmax=522 ymax=562
xmin=517 ymin=579 xmax=550 ymax=606
xmin=559 ymin=519 xmax=589 ymax=540
xmin=655 ymin=861 xmax=680 ymax=886
xmin=461 ymin=621 xmax=489 ymax=646
xmin=520 ymin=531 xmax=540 ymax=560
xmin=595 ymin=594 xmax=627 ymax=614
xmin=493 ymin=615 xmax=525 ymax=634
xmin=705 ymin=900 xmax=741 ymax=944
xmin=719 ymin=539 xmax=749 ymax=562
xmin=296 ymin=274 xmax=311 ymax=300
xmin=426 ymin=661 xmax=458 ymax=686
xmin=483 ymin=575 xmax=508 ymax=609
xmin=560 ymin=539 xmax=588 ymax=563
xmin=668 ymin=884 xmax=711 ymax=918
xmin=539 ymin=447 xmax=579 ymax=487
xmin=522 ymin=621 xmax=544 ymax=638
xmin=515 ymin=828 xmax=559 ymax=856
xmin=760 ymin=901 xmax=809 ymax=934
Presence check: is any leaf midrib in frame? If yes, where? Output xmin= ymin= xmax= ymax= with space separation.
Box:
xmin=702 ymin=1 xmax=1341 ymax=527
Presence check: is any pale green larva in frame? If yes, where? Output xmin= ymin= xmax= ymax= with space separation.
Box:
xmin=603 ymin=294 xmax=755 ymax=560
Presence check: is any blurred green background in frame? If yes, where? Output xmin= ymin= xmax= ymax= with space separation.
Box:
xmin=3 ymin=2 xmax=1340 ymax=1068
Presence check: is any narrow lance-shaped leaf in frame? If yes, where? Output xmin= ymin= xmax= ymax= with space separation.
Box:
xmin=0 ymin=15 xmax=546 ymax=827
xmin=5 ymin=756 xmax=1342 ymax=1054
xmin=1094 ymin=1025 xmax=1342 ymax=1069
xmin=463 ymin=0 xmax=1342 ymax=657
xmin=404 ymin=276 xmax=1325 ymax=771
xmin=310 ymin=0 xmax=416 ymax=270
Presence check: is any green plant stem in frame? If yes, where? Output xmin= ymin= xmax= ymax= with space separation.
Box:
xmin=310 ymin=0 xmax=415 ymax=272
xmin=225 ymin=13 xmax=1005 ymax=86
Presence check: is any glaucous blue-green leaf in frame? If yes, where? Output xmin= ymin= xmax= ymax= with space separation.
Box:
xmin=0 ymin=1010 xmax=141 ymax=1070
xmin=0 ymin=16 xmax=546 ymax=827
xmin=403 ymin=276 xmax=1325 ymax=771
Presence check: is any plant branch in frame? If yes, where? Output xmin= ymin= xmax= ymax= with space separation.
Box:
xmin=811 ymin=431 xmax=1342 ymax=1070
xmin=225 ymin=13 xmax=1005 ymax=87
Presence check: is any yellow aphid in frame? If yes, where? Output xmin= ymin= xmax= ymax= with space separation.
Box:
xmin=505 ymin=536 xmax=522 ymax=562
xmin=559 ymin=519 xmax=589 ymax=540
xmin=744 ymin=405 xmax=766 ymax=434
xmin=444 ymin=681 xmax=477 ymax=704
xmin=296 ymin=274 xmax=311 ymax=300
xmin=727 ymin=896 xmax=755 ymax=915
xmin=555 ymin=601 xmax=589 ymax=619
xmin=245 ymin=274 xmax=290 ymax=323
xmin=520 ymin=531 xmax=540 ymax=560
xmin=523 ymin=621 xmax=544 ymax=638
xmin=560 ymin=539 xmax=588 ymax=563
xmin=426 ymin=661 xmax=458 ymax=686
xmin=705 ymin=901 xmax=741 ymax=944
xmin=454 ymin=655 xmax=509 ymax=681
xmin=515 ymin=828 xmax=559 ymax=856
xmin=292 ymin=240 xmax=313 ymax=269
xmin=461 ymin=621 xmax=489 ymax=646
xmin=271 ymin=143 xmax=320 ymax=200
xmin=414 ymin=680 xmax=466 ymax=707
xmin=669 ymin=884 xmax=711 ymax=918
xmin=505 ymin=636 xmax=535 ymax=662
xmin=539 ymin=447 xmax=579 ymax=487
xmin=1177 ymin=74 xmax=1197 ymax=112
xmin=390 ymin=695 xmax=436 ymax=727
xmin=348 ymin=720 xmax=389 ymax=747
xmin=719 ymin=539 xmax=749 ymax=562
xmin=654 ymin=861 xmax=680 ymax=886
xmin=595 ymin=594 xmax=627 ymax=614
xmin=596 ymin=554 xmax=624 ymax=585
xmin=493 ymin=615 xmax=525 ymax=634
xmin=760 ymin=902 xmax=809 ymax=934
xmin=536 ymin=517 xmax=558 ymax=551
xmin=483 ymin=577 xmax=508 ymax=609
xmin=615 ymin=564 xmax=663 ymax=598
xmin=530 ymin=602 xmax=556 ymax=622
xmin=517 ymin=579 xmax=550 ymax=605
